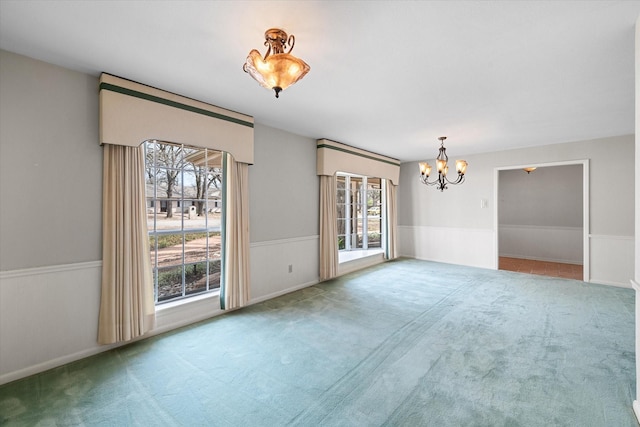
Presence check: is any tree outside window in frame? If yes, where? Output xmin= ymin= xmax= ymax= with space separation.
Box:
xmin=336 ymin=173 xmax=383 ymax=252
xmin=145 ymin=141 xmax=223 ymax=303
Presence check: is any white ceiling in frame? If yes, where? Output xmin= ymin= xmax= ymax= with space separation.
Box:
xmin=1 ymin=1 xmax=638 ymax=161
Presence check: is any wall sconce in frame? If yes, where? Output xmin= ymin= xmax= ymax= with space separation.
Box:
xmin=523 ymin=167 xmax=537 ymax=174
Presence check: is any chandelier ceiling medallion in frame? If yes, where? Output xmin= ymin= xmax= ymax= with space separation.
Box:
xmin=419 ymin=136 xmax=468 ymax=192
xmin=243 ymin=28 xmax=310 ymax=98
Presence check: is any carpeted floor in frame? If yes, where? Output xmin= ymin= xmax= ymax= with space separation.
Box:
xmin=0 ymin=258 xmax=636 ymax=426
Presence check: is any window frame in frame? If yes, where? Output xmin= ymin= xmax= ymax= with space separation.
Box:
xmin=336 ymin=172 xmax=385 ymax=257
xmin=144 ymin=140 xmax=224 ymax=305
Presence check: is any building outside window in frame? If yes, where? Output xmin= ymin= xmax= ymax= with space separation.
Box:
xmin=144 ymin=141 xmax=223 ymax=304
xmin=337 ymin=173 xmax=384 ymax=254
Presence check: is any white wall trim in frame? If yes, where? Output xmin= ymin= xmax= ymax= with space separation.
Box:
xmin=250 ymin=235 xmax=319 ymax=302
xmin=588 ymin=279 xmax=633 ymax=289
xmin=0 ymin=342 xmax=118 ymax=386
xmin=634 ymin=279 xmax=639 ymax=422
xmin=0 ymin=260 xmax=102 ymax=280
xmin=589 ymin=235 xmax=635 ymax=288
xmin=398 ymin=225 xmax=495 ymax=269
xmin=250 ymin=279 xmax=319 ymax=305
xmin=500 ymin=224 xmax=582 ymax=232
xmin=589 ymin=234 xmax=635 ymax=241
xmin=250 ymin=235 xmax=319 ymax=248
xmin=0 ymin=296 xmax=227 ymax=386
xmin=338 ymin=253 xmax=386 ymax=276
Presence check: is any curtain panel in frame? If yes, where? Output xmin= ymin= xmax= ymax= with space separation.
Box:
xmin=98 ymin=73 xmax=255 ymax=339
xmin=319 ymin=175 xmax=339 ymax=281
xmin=98 ymin=144 xmax=156 ymax=345
xmin=221 ymin=153 xmax=251 ymax=309
xmin=316 ymin=138 xmax=400 ymax=280
xmin=385 ymin=180 xmax=398 ymax=260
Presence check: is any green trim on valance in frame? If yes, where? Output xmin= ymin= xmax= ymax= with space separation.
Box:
xmin=317 ymin=143 xmax=400 ymax=167
xmin=99 ymin=82 xmax=254 ymax=129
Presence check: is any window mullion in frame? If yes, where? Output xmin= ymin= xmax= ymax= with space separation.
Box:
xmin=362 ymin=177 xmax=368 ymax=250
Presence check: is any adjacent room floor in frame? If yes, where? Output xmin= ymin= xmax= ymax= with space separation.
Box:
xmin=0 ymin=258 xmax=635 ymax=426
xmin=499 ymin=256 xmax=583 ymax=281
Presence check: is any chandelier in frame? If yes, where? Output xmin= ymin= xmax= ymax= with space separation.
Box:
xmin=243 ymin=28 xmax=310 ymax=98
xmin=418 ymin=136 xmax=468 ymax=191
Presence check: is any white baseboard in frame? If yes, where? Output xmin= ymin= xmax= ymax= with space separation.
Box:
xmin=338 ymin=252 xmax=385 ymax=276
xmin=0 ymin=342 xmax=117 ymax=386
xmin=249 ymin=279 xmax=319 ymax=305
xmin=588 ymin=278 xmax=633 ymax=289
xmin=398 ymin=225 xmax=495 ymax=269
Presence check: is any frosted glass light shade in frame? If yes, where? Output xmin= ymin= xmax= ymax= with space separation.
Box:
xmin=419 ymin=162 xmax=432 ymax=176
xmin=456 ymin=160 xmax=468 ymax=175
xmin=244 ymin=28 xmax=310 ymax=98
xmin=244 ymin=51 xmax=310 ymax=97
xmin=418 ymin=136 xmax=468 ymax=191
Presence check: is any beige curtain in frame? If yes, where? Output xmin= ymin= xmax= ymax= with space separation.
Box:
xmin=98 ymin=144 xmax=155 ymax=345
xmin=319 ymin=174 xmax=339 ymax=281
xmin=221 ymin=153 xmax=251 ymax=310
xmin=385 ymin=180 xmax=398 ymax=260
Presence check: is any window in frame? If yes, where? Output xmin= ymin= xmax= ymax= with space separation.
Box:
xmin=145 ymin=141 xmax=223 ymax=304
xmin=337 ymin=173 xmax=384 ymax=253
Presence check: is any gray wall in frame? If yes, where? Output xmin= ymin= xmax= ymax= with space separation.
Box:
xmin=0 ymin=50 xmax=102 ymax=270
xmin=399 ymin=135 xmax=635 ymax=236
xmin=498 ymin=165 xmax=583 ymax=227
xmin=398 ymin=135 xmax=634 ymax=283
xmin=250 ymin=123 xmax=318 ymax=242
xmin=0 ymin=50 xmax=320 ymax=383
xmin=498 ymin=164 xmax=584 ymax=264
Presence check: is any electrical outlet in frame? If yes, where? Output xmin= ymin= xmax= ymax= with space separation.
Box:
xmin=288 ymin=264 xmax=293 ymax=273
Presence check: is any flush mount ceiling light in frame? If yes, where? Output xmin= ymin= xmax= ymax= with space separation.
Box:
xmin=523 ymin=167 xmax=537 ymax=174
xmin=418 ymin=136 xmax=468 ymax=192
xmin=243 ymin=28 xmax=310 ymax=98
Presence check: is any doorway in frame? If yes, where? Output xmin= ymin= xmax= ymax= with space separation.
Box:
xmin=494 ymin=161 xmax=589 ymax=281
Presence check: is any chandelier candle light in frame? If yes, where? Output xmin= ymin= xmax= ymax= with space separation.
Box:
xmin=419 ymin=136 xmax=468 ymax=191
xmin=243 ymin=28 xmax=310 ymax=98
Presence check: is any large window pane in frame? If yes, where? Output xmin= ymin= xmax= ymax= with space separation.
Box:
xmin=185 ymin=261 xmax=208 ymax=295
xmin=208 ymin=231 xmax=222 ymax=259
xmin=336 ymin=173 xmax=385 ymax=254
xmin=145 ymin=141 xmax=224 ymax=304
xmin=157 ymin=265 xmax=184 ymax=302
xmin=208 ymin=260 xmax=222 ymax=290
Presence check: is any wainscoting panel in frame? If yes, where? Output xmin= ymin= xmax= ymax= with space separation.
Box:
xmin=589 ymin=235 xmax=635 ymax=288
xmin=499 ymin=225 xmax=583 ymax=265
xmin=250 ymin=235 xmax=320 ymax=303
xmin=398 ymin=226 xmax=495 ymax=269
xmin=0 ymin=262 xmax=104 ymax=385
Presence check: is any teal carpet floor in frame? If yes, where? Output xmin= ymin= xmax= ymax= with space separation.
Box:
xmin=0 ymin=258 xmax=636 ymax=426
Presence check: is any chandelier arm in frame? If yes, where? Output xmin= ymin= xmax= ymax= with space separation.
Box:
xmin=443 ymin=174 xmax=464 ymax=185
xmin=420 ymin=175 xmax=441 ymax=186
xmin=287 ymin=35 xmax=296 ymax=53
